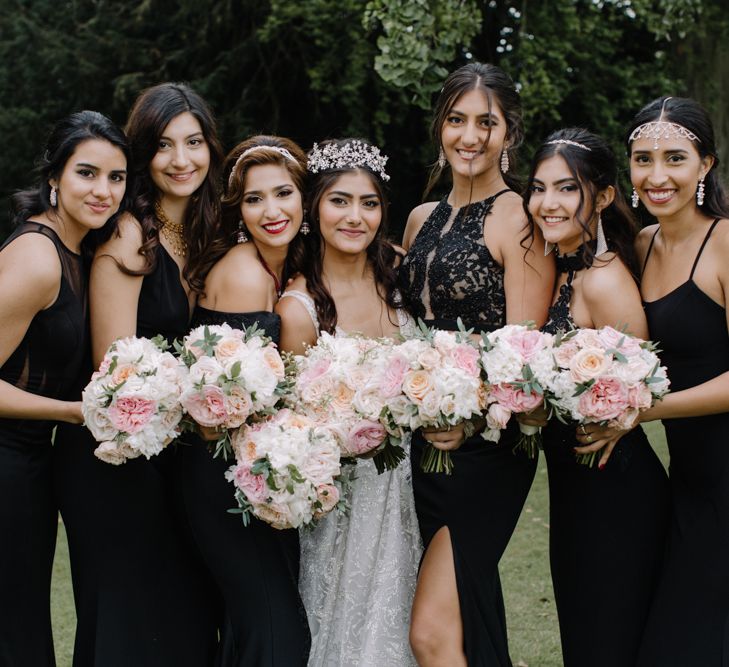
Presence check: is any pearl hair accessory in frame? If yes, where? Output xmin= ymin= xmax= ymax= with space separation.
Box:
xmin=228 ymin=145 xmax=298 ymax=188
xmin=307 ymin=140 xmax=390 ymax=181
xmin=547 ymin=139 xmax=592 ymax=151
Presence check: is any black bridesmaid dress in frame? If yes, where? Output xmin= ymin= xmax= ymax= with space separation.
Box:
xmin=638 ymin=219 xmax=729 ymax=666
xmin=542 ymin=267 xmax=670 ymax=667
xmin=399 ymin=193 xmax=538 ymax=666
xmin=175 ymin=305 xmax=310 ymax=667
xmin=0 ymin=223 xmax=87 ymax=666
xmin=54 ymin=244 xmax=219 ymax=667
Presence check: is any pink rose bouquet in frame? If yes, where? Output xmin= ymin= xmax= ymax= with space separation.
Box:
xmin=546 ymin=326 xmax=670 ymax=466
xmin=289 ymin=331 xmax=406 ymax=473
xmin=225 ymin=409 xmax=343 ymax=529
xmin=82 ymin=335 xmax=184 ymax=465
xmin=389 ymin=321 xmax=487 ymax=474
xmin=479 ymin=324 xmax=557 ymax=458
xmin=177 ymin=323 xmax=289 ymax=458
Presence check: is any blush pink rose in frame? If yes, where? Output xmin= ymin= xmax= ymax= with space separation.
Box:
xmin=598 ymin=327 xmax=642 ymax=355
xmin=224 ymin=386 xmax=252 ymax=428
xmin=627 ymin=383 xmax=653 ymax=410
xmin=553 ymin=339 xmax=580 ymax=368
xmin=108 ymin=396 xmax=157 ymax=433
xmin=578 ymin=377 xmax=630 ymax=421
xmin=183 ymin=385 xmax=228 ymax=427
xmin=300 ymin=358 xmax=331 ymax=385
xmin=379 ymin=356 xmax=409 ymax=397
xmin=508 ymin=329 xmax=546 ymax=362
xmin=233 ymin=464 xmax=269 ymax=504
xmin=316 ymin=484 xmax=340 ymax=515
xmin=450 ymin=344 xmax=480 ymax=376
xmin=490 ymin=383 xmax=543 ymax=414
xmin=346 ymin=420 xmax=387 ymax=456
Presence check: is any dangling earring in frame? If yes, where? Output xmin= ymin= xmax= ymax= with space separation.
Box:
xmin=236 ymin=220 xmax=248 ymax=244
xmin=300 ymin=211 xmax=310 ymax=236
xmin=49 ymin=186 xmax=57 ymax=207
xmin=595 ymin=213 xmax=608 ymax=256
xmin=437 ymin=147 xmax=446 ymax=169
xmin=631 ymin=188 xmax=639 ymax=208
xmin=696 ymin=177 xmax=705 ymax=206
xmin=500 ymin=149 xmax=510 ymax=173
xmin=544 ymin=241 xmax=555 ymax=256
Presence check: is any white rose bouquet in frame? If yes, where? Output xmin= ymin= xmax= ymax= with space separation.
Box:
xmin=479 ymin=324 xmax=557 ymax=458
xmin=288 ymin=331 xmax=406 ymax=473
xmin=225 ymin=409 xmax=343 ymax=529
xmin=389 ymin=321 xmax=487 ymax=474
xmin=82 ymin=335 xmax=184 ymax=465
xmin=176 ymin=323 xmax=289 ymax=458
xmin=545 ymin=326 xmax=670 ymax=466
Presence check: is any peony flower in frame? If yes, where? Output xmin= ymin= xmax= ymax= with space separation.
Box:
xmin=345 ymin=420 xmax=386 ymax=456
xmin=107 ymin=396 xmax=157 ymax=434
xmin=490 ymin=383 xmax=543 ymax=414
xmin=578 ymin=376 xmax=630 ymax=421
xmin=232 ymin=464 xmax=269 ymax=504
xmin=182 ymin=384 xmax=228 ymax=427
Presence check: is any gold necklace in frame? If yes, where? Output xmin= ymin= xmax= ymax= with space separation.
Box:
xmin=154 ymin=202 xmax=188 ymax=257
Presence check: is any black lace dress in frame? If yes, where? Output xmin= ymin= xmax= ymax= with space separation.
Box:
xmin=0 ymin=223 xmax=87 ymax=666
xmin=175 ymin=305 xmax=310 ymax=667
xmin=54 ymin=244 xmax=219 ymax=667
xmin=542 ymin=266 xmax=669 ymax=667
xmin=399 ymin=193 xmax=537 ymax=666
xmin=637 ymin=219 xmax=729 ymax=666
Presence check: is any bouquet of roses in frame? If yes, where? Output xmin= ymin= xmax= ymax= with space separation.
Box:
xmin=176 ymin=323 xmax=289 ymax=458
xmin=546 ymin=326 xmax=670 ymax=466
xmin=225 ymin=409 xmax=343 ymax=529
xmin=289 ymin=331 xmax=406 ymax=473
xmin=82 ymin=335 xmax=184 ymax=465
xmin=385 ymin=321 xmax=486 ymax=474
xmin=479 ymin=324 xmax=557 ymax=458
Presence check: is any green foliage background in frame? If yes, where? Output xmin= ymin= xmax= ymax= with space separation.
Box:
xmin=1 ymin=0 xmax=727 ymax=239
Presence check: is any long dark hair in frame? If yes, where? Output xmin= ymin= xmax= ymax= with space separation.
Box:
xmin=118 ymin=82 xmax=224 ymax=293
xmin=425 ymin=62 xmax=524 ymax=199
xmin=524 ymin=127 xmax=640 ymax=277
xmin=11 ymin=110 xmax=131 ymax=254
xmin=626 ymin=96 xmax=729 ymax=220
xmin=199 ymin=135 xmax=309 ymax=288
xmin=303 ymin=139 xmax=399 ymax=334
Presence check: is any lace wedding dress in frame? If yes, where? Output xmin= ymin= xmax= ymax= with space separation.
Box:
xmin=280 ymin=290 xmax=422 ymax=667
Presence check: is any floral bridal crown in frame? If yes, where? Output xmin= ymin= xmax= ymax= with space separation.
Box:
xmin=307 ymin=140 xmax=391 ymax=181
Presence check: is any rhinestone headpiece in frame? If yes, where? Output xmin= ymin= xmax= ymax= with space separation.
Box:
xmin=547 ymin=139 xmax=592 ymax=151
xmin=228 ymin=145 xmax=298 ymax=187
xmin=628 ymin=98 xmax=700 ymax=150
xmin=307 ymin=140 xmax=390 ymax=182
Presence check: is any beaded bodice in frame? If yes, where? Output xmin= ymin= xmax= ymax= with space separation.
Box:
xmin=399 ymin=191 xmax=510 ymax=332
xmin=542 ymin=270 xmax=577 ymax=335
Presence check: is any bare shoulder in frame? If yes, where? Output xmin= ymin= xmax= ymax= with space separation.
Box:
xmin=206 ymin=244 xmax=270 ymax=299
xmin=491 ymin=191 xmax=527 ymax=231
xmin=709 ymin=217 xmax=729 ymax=246
xmin=95 ymin=214 xmax=145 ymax=270
xmin=0 ymin=231 xmax=61 ymax=286
xmin=635 ymin=224 xmax=659 ymax=261
xmin=582 ymin=253 xmax=635 ymax=295
xmin=402 ymin=201 xmax=438 ymax=249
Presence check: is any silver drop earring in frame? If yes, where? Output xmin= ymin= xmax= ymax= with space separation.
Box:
xmin=236 ymin=220 xmax=248 ymax=244
xmin=631 ymin=188 xmax=639 ymax=208
xmin=50 ymin=186 xmax=57 ymax=207
xmin=595 ymin=213 xmax=608 ymax=256
xmin=500 ymin=149 xmax=509 ymax=173
xmin=300 ymin=211 xmax=310 ymax=236
xmin=437 ymin=147 xmax=446 ymax=169
xmin=544 ymin=241 xmax=555 ymax=256
xmin=697 ymin=177 xmax=705 ymax=206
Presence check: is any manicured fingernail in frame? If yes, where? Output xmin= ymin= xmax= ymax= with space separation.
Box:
xmin=598 ymin=462 xmax=606 ymax=470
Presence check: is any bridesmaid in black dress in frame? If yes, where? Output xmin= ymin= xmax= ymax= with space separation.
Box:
xmin=176 ymin=135 xmax=311 ymax=666
xmin=0 ymin=111 xmax=128 ymax=666
xmin=53 ymin=83 xmax=222 ymax=666
xmin=522 ymin=128 xmax=670 ymax=666
xmin=399 ymin=63 xmax=554 ymax=666
xmin=591 ymin=96 xmax=729 ymax=666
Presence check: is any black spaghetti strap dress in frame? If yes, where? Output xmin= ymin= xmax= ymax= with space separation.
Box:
xmin=175 ymin=305 xmax=310 ymax=667
xmin=638 ymin=219 xmax=729 ymax=666
xmin=54 ymin=244 xmax=219 ymax=667
xmin=399 ymin=193 xmax=538 ymax=666
xmin=0 ymin=223 xmax=87 ymax=666
xmin=542 ymin=264 xmax=670 ymax=667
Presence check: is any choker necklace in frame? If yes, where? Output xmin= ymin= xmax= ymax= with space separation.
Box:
xmin=154 ymin=202 xmax=187 ymax=257
xmin=555 ymin=248 xmax=590 ymax=274
xmin=256 ymin=250 xmax=282 ymax=297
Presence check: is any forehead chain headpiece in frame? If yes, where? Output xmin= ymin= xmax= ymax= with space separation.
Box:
xmin=547 ymin=139 xmax=592 ymax=151
xmin=628 ymin=97 xmax=700 ymax=150
xmin=228 ymin=145 xmax=298 ymax=187
xmin=307 ymin=140 xmax=390 ymax=181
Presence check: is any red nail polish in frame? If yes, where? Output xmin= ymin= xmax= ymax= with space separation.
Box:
xmin=598 ymin=462 xmax=606 ymax=471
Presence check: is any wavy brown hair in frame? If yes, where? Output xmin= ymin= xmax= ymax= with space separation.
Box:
xmin=104 ymin=82 xmax=223 ymax=293
xmin=302 ymin=138 xmax=399 ymax=334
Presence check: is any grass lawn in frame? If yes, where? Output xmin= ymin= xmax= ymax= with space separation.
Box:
xmin=51 ymin=422 xmax=668 ymax=667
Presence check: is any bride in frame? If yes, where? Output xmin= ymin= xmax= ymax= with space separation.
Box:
xmin=277 ymin=138 xmax=422 ymax=666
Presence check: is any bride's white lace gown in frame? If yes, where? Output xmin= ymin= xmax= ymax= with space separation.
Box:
xmin=280 ymin=290 xmax=423 ymax=667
